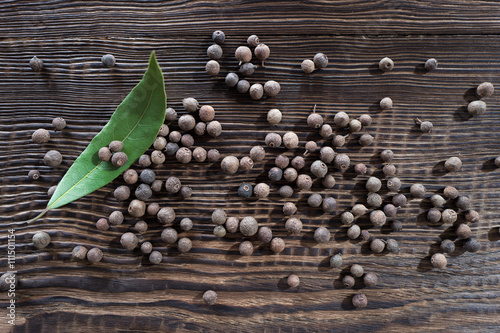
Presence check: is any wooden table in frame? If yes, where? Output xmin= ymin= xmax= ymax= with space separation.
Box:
xmin=1 ymin=1 xmax=500 ymax=332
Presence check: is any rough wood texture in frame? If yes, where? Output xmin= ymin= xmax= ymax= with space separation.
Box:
xmin=1 ymin=1 xmax=500 ymax=332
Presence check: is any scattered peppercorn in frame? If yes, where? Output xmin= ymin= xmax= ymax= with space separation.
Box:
xmin=240 ymin=216 xmax=258 ymax=236
xmin=134 ymin=220 xmax=148 ymax=234
xmin=157 ymin=207 xmax=175 ymax=225
xmin=235 ymin=46 xmax=252 ymax=64
xmin=161 ymin=227 xmax=178 ymax=245
xmin=440 ymin=239 xmax=455 ymax=254
xmin=264 ymin=80 xmax=281 ymax=97
xmin=239 ymin=63 xmax=257 ymax=76
xmin=47 ymin=186 xmax=57 ymax=198
xmin=205 ymin=60 xmax=220 ymax=76
xmin=307 ymin=193 xmax=323 ymax=208
xmin=175 ymin=147 xmax=192 ymax=164
xmin=178 ymin=237 xmax=193 ymax=253
xmin=207 ymin=44 xmax=223 ymax=60
xmin=430 ymin=194 xmax=446 ymax=207
xmin=52 ymin=117 xmax=66 ymax=131
xmin=360 ymin=229 xmax=371 ymax=241
xmin=254 ymin=43 xmax=270 ymax=65
xmin=120 ymin=232 xmax=138 ymax=250
xmin=367 ymin=193 xmax=382 ymax=208
xmin=258 ymin=226 xmax=273 ymax=243
xmin=44 ymin=150 xmax=63 ymax=167
xmin=347 ymin=224 xmax=361 ymax=240
xmin=370 ymin=210 xmax=386 ymax=227
xmin=203 ymin=289 xmax=218 ymax=305
xmin=283 ymin=202 xmax=298 ymax=216
xmin=194 ymin=122 xmax=206 ymax=136
xmin=98 ymin=147 xmax=112 ymax=162
xmin=212 ymin=30 xmax=225 ymax=44
xmin=296 ymin=174 xmax=313 ymax=190
xmin=87 ymin=247 xmax=104 ymax=263
xmin=149 ymin=250 xmax=162 ymax=264
xmin=275 ymin=155 xmax=290 ymax=169
xmin=181 ymin=134 xmax=195 ymax=148
xmin=307 ymin=109 xmax=324 ymax=128
xmin=238 ymin=183 xmax=253 ymax=198
xmin=267 ymin=108 xmax=282 ymax=125
xmin=352 ymin=204 xmax=368 ymax=217
xmin=249 ymin=146 xmax=265 ymax=162
xmin=237 ymin=79 xmax=250 ymax=93
xmin=456 ymin=223 xmax=472 ymax=239
xmin=291 ymin=156 xmax=305 ymax=170
xmin=443 ymin=186 xmax=459 ymax=199
xmin=279 ymin=185 xmax=294 ymax=198
xmin=207 ymin=149 xmax=220 ymax=163
xmin=239 ymin=241 xmax=254 ymax=256
xmin=283 ymin=132 xmax=299 ymax=149
xmin=151 ymin=179 xmax=163 ymax=193
xmin=343 ymin=275 xmax=355 ymax=288
xmin=350 ymin=264 xmax=364 ymax=278
xmin=349 ymin=119 xmax=362 ymax=133
xmin=254 ymin=183 xmax=270 ymax=198
xmin=467 ymin=100 xmax=487 ymax=116
xmin=286 ymin=274 xmax=300 ymax=288
xmin=456 ymin=196 xmax=471 ymax=210
xmin=322 ymin=174 xmax=336 ymax=189
xmin=334 ymin=111 xmax=350 ymax=128
xmin=147 ymin=203 xmax=160 ymax=216
xmin=382 ymin=164 xmax=397 ymax=177
xmin=366 ymin=177 xmax=382 ymax=192
xmin=424 ymin=58 xmax=438 ymax=71
xmin=28 ymin=169 xmax=40 ymax=180
xmin=225 ymin=72 xmax=239 ymax=87
xmin=109 ymin=210 xmax=124 ymax=225
xmin=32 ymin=128 xmax=50 ymax=144
xmin=363 ymin=272 xmax=378 ymax=287
xmin=431 ymin=253 xmax=447 ymax=269
xmin=285 ymin=218 xmax=303 ymax=234
xmin=249 ymin=83 xmax=264 ymax=100
xmin=322 ymin=197 xmax=337 ymax=213
xmin=386 ymin=238 xmax=400 ymax=253
xmin=383 ymin=204 xmax=398 ymax=217
xmin=313 ymin=53 xmax=328 ymax=69
xmin=211 ymin=208 xmax=226 ymax=225
xmin=341 ymin=211 xmax=355 ymax=225
xmin=29 ymin=56 xmax=44 ymax=71
xmin=379 ymin=57 xmax=394 ymax=72
xmin=387 ymin=177 xmax=401 ymax=192
xmin=114 ymin=185 xmax=130 ymax=202
xmin=138 ymin=154 xmax=152 ymax=168
xmin=333 ymin=153 xmax=350 ymax=171
xmin=270 ymin=237 xmax=285 ymax=253
xmin=32 ymin=231 xmax=51 ymax=249
xmin=207 ymin=121 xmax=222 ymax=137
xmin=111 ymin=152 xmax=128 ymax=167
xmin=392 ymin=194 xmax=407 ymax=207
xmin=330 ymin=253 xmax=342 ymax=268
xmin=314 ymin=227 xmax=331 ymax=243
xmin=225 ymin=217 xmax=239 ymax=234
xmin=72 ymin=245 xmax=88 ymax=260
xmin=444 ymin=156 xmax=462 ymax=172
xmin=165 ymin=107 xmax=177 ymax=122
xmin=320 ymin=147 xmax=335 ymax=164
xmin=358 ymin=133 xmax=374 ymax=147
xmin=354 ymin=163 xmax=367 ymax=175
xmin=464 ymin=237 xmax=480 ymax=252
xmin=305 ymin=141 xmax=318 ymax=155
xmin=477 ymin=82 xmax=494 ymax=98
xmin=410 ymin=183 xmax=426 ymax=198
xmin=465 ymin=210 xmax=480 ymax=222
xmin=96 ymin=218 xmax=109 ymax=231
xmin=268 ymin=167 xmax=283 ymax=181
xmin=441 ymin=209 xmax=458 ymax=224
xmin=213 ymin=225 xmax=227 ymax=238
xmin=101 ymin=54 xmax=115 ymax=67
xmin=352 ymin=293 xmax=368 ymax=308
xmin=169 ymin=131 xmax=182 ymax=143
xmin=391 ymin=220 xmax=403 ymax=231
xmin=427 ymin=208 xmax=442 ymax=223
xmin=414 ymin=118 xmax=433 ymax=133
xmin=311 ymin=160 xmax=328 ymax=178
xmin=370 ymin=238 xmax=385 ymax=253
xmin=301 ymin=59 xmax=315 ymax=73
xmin=135 ymin=183 xmax=152 ymax=201
xmin=141 ymin=242 xmax=153 ymax=254
xmin=247 ymin=34 xmax=260 ymax=47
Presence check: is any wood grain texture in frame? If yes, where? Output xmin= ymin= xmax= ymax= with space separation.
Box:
xmin=1 ymin=1 xmax=500 ymax=332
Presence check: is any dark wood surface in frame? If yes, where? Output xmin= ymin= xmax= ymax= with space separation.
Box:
xmin=1 ymin=1 xmax=500 ymax=332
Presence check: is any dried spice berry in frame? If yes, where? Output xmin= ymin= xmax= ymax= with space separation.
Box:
xmin=138 ymin=169 xmax=155 ymax=184
xmin=141 ymin=242 xmax=153 ymax=254
xmin=32 ymin=128 xmax=50 ymax=144
xmin=351 ymin=204 xmax=368 ymax=217
xmin=254 ymin=183 xmax=270 ymax=198
xmin=431 ymin=194 xmax=446 ymax=207
xmin=239 ymin=63 xmax=257 ymax=76
xmin=391 ymin=220 xmax=403 ymax=231
xmin=343 ymin=275 xmax=355 ymax=288
xmin=134 ymin=220 xmax=148 ymax=234
xmin=275 ymin=155 xmax=290 ymax=169
xmin=444 ymin=157 xmax=462 ymax=172
xmin=164 ymin=176 xmax=181 ymax=194
xmin=360 ymin=229 xmax=371 ymax=241
xmin=427 ymin=208 xmax=442 ymax=223
xmin=176 ymin=147 xmax=192 ymax=164
xmin=250 ymin=146 xmax=266 ymax=162
xmin=358 ymin=133 xmax=374 ymax=147
xmin=352 ymin=293 xmax=368 ymax=308
xmin=29 ymin=56 xmax=44 ymax=71
xmin=212 ymin=30 xmax=225 ymax=44
xmin=161 ymin=227 xmax=178 ymax=244
xmin=52 ymin=117 xmax=66 ymax=131
xmin=183 ymin=97 xmax=199 ymax=113
xmin=441 ymin=209 xmax=458 ymax=224
xmin=370 ymin=238 xmax=385 ymax=253
xmin=147 ymin=203 xmax=160 ymax=216
xmin=205 ymin=60 xmax=220 ymax=76
xmin=44 ymin=150 xmax=63 ymax=167
xmin=247 ymin=34 xmax=260 ymax=47
xmin=157 ymin=207 xmax=175 ymax=225
xmin=386 ymin=177 xmax=401 ymax=192
xmin=440 ymin=239 xmax=455 ymax=254
xmin=279 ymin=185 xmax=294 ymax=198
xmin=363 ymin=272 xmax=378 ymax=287
xmin=207 ymin=44 xmax=223 ymax=60
xmin=193 ymin=147 xmax=207 ymax=163
xmin=207 ymin=149 xmax=220 ymax=163
xmin=386 ymin=238 xmax=400 ymax=253
xmin=456 ymin=223 xmax=471 ymax=239
xmin=123 ymin=169 xmax=138 ymax=185
xmin=135 ymin=184 xmax=152 ymax=201
xmin=410 ymin=183 xmax=426 ymax=198
xmin=291 ymin=156 xmax=305 ymax=170
xmin=305 ymin=141 xmax=318 ymax=155
xmin=237 ymin=79 xmax=250 ymax=93
xmin=32 ymin=231 xmax=51 ymax=249
xmin=101 ymin=54 xmax=115 ymax=67
xmin=354 ymin=163 xmax=367 ymax=175
xmin=180 ymin=134 xmax=194 ymax=148
xmin=225 ymin=72 xmax=239 ymax=87
xmin=235 ymin=46 xmax=252 ymax=64
xmin=285 ymin=217 xmax=303 ymax=234
xmin=207 ymin=121 xmax=222 ymax=137
xmin=165 ymin=107 xmax=177 ymax=122
xmin=268 ymin=167 xmax=283 ymax=181
xmin=330 ymin=253 xmax=343 ymax=268
xmin=464 ymin=237 xmax=480 ymax=252
xmin=358 ymin=114 xmax=372 ymax=126
xmin=380 ymin=150 xmax=394 ymax=163
xmin=114 ymin=185 xmax=130 ymax=201
xmin=333 ymin=153 xmax=350 ymax=171
xmin=424 ymin=58 xmax=438 ymax=71
xmin=111 ymin=152 xmax=128 ymax=167
xmin=392 ymin=194 xmax=407 ymax=207
xmin=283 ymin=132 xmax=299 ymax=149
xmin=149 ymin=251 xmax=162 ymax=264
xmin=178 ymin=237 xmax=192 ymax=253
xmin=28 ymin=169 xmax=40 ymax=180
xmin=238 ymin=156 xmax=253 ymax=171
xmin=347 ymin=224 xmax=361 ymax=239
xmin=370 ymin=210 xmax=386 ymax=227
xmin=203 ymin=290 xmax=218 ymax=306
xmin=443 ymin=186 xmax=458 ymax=199
xmin=225 ymin=217 xmax=239 ymax=233
xmin=314 ymin=227 xmax=331 ymax=243
xmin=322 ymin=174 xmax=336 ymax=189
xmin=467 ymin=100 xmax=487 ymax=116
xmin=138 ymin=154 xmax=151 ymax=168
xmin=221 ymin=156 xmax=239 ymax=174
xmin=383 ymin=204 xmax=398 ymax=217
xmin=194 ymin=122 xmax=206 ymax=136
xmin=249 ymin=83 xmax=264 ymax=100
xmin=307 ymin=193 xmax=323 ymax=208
xmin=287 ymin=274 xmax=300 ymax=288
xmin=307 ymin=110 xmax=324 ymax=128
xmin=239 ymin=241 xmax=254 ymax=256
xmin=87 ymin=248 xmax=103 ymax=263
xmin=366 ymin=177 xmax=382 ymax=192
xmin=456 ymin=196 xmax=471 ymax=210
xmin=258 ymin=226 xmax=273 ymax=243
xmin=465 ymin=210 xmax=480 ymax=222
xmin=72 ymin=245 xmax=88 ymax=260
xmin=270 ymin=237 xmax=285 ymax=253
xmin=120 ymin=232 xmax=138 ymax=250
xmin=267 ymin=108 xmax=282 ymax=125
xmin=212 ymin=208 xmax=227 ymax=225
xmin=96 ymin=218 xmax=109 ymax=231
xmin=254 ymin=43 xmax=270 ymax=65
xmin=382 ymin=164 xmax=397 ymax=177
xmin=379 ymin=57 xmax=394 ymax=72
xmin=414 ymin=118 xmax=433 ymax=133
xmin=349 ymin=119 xmax=362 ymax=133
xmin=180 ymin=218 xmax=193 ymax=231
xmin=264 ymin=80 xmax=281 ymax=97
xmin=320 ymin=147 xmax=335 ymax=164
xmin=367 ymin=193 xmax=382 ymax=208
xmin=169 ymin=131 xmax=182 ymax=143
xmin=350 ymin=264 xmax=364 ymax=277
xmin=213 ymin=225 xmax=226 ymax=238
xmin=108 ymin=140 xmax=123 ymax=153
xmin=313 ymin=53 xmax=328 ymax=69
xmin=322 ymin=197 xmax=337 ymax=213
xmin=431 ymin=253 xmax=447 ymax=269
xmin=238 ymin=183 xmax=253 ymax=198
xmin=380 ymin=97 xmax=393 ymax=110
xmin=334 ymin=111 xmax=350 ymax=128
xmin=265 ymin=132 xmax=282 ymax=148
xmin=301 ymin=59 xmax=315 ymax=73
xmin=151 ymin=180 xmax=162 ymax=192
xmin=477 ymin=82 xmax=494 ymax=98
xmin=178 ymin=114 xmax=196 ymax=132
xmin=341 ymin=211 xmax=355 ymax=225
xmin=47 ymin=185 xmax=56 ymax=197
xmin=311 ymin=160 xmax=328 ymax=178
xmin=296 ymin=174 xmax=313 ymax=190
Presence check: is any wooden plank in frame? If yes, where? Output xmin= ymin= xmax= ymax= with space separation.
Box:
xmin=0 ymin=27 xmax=500 ymax=333
xmin=2 ymin=1 xmax=500 ymax=38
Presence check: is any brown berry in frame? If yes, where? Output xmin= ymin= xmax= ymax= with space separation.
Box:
xmin=221 ymin=156 xmax=239 ymax=174
xmin=441 ymin=209 xmax=458 ymax=224
xmin=111 ymin=152 xmax=128 ymax=167
xmin=87 ymin=247 xmax=103 ymax=263
xmin=207 ymin=149 xmax=220 ymax=163
xmin=29 ymin=56 xmax=44 ymax=71
xmin=333 ymin=153 xmax=350 ymax=171
xmin=322 ymin=174 xmax=336 ymax=189
xmin=52 ymin=117 xmax=66 ymax=131
xmin=225 ymin=217 xmax=239 ymax=234
xmin=207 ymin=121 xmax=222 ymax=137
xmin=465 ymin=210 xmax=480 ymax=222
xmin=410 ymin=183 xmax=426 ymax=198
xmin=314 ymin=227 xmax=330 ymax=243
xmin=114 ymin=185 xmax=130 ymax=201
xmin=240 ymin=216 xmax=258 ymax=236
xmin=445 ymin=157 xmax=462 ymax=172
xmin=301 ymin=59 xmax=315 ymax=73
xmin=283 ymin=132 xmax=299 ymax=149
xmin=370 ymin=210 xmax=386 ymax=226
xmin=212 ymin=208 xmax=227 ymax=225
xmin=258 ymin=226 xmax=273 ymax=243
xmin=307 ymin=112 xmax=324 ymax=129
xmin=351 ymin=204 xmax=368 ymax=217
xmin=367 ymin=193 xmax=382 ymax=208
xmin=427 ymin=208 xmax=442 ymax=223
xmin=205 ymin=60 xmax=220 ymax=76
xmin=141 ymin=242 xmax=153 ymax=254
xmin=120 ymin=232 xmax=138 ymax=250
xmin=32 ymin=231 xmax=51 ymax=249
xmin=313 ymin=53 xmax=328 ymax=69
xmin=443 ymin=186 xmax=459 ymax=199
xmin=128 ymin=199 xmax=146 ymax=218
xmin=270 ymin=237 xmax=285 ymax=253
xmin=352 ymin=293 xmax=368 ymax=308
xmin=363 ymin=272 xmax=378 ymax=287
xmin=149 ymin=251 xmax=162 ymax=264
xmin=96 ymin=218 xmax=109 ymax=231
xmin=354 ymin=163 xmax=367 ymax=175
xmin=165 ymin=107 xmax=177 ymax=122
xmin=147 ymin=203 xmax=160 ymax=216
xmin=468 ymin=100 xmax=487 ymax=116
xmin=264 ymin=80 xmax=281 ymax=97
xmin=249 ymin=83 xmax=264 ymax=100
xmin=158 ymin=124 xmax=170 ymax=136
xmin=176 ymin=147 xmax=192 ymax=164
xmin=134 ymin=220 xmax=148 ymax=234
xmin=239 ymin=156 xmax=254 ymax=171
xmin=239 ymin=241 xmax=254 ymax=256
xmin=28 ymin=169 xmax=40 ymax=180
xmin=287 ymin=274 xmax=300 ymax=288
xmin=359 ymin=133 xmax=374 ymax=147
xmin=334 ymin=111 xmax=350 ymax=128
xmin=279 ymin=185 xmax=294 ymax=198
xmin=123 ymin=169 xmax=138 ymax=184
xmin=285 ymin=218 xmax=303 ymax=234
xmin=379 ymin=57 xmax=394 ymax=72
xmin=392 ymin=194 xmax=407 ymax=207
xmin=343 ymin=275 xmax=355 ymax=288
xmin=72 ymin=245 xmax=88 ymax=260
xmin=203 ymin=290 xmax=217 ymax=305
xmin=320 ymin=147 xmax=335 ymax=164
xmin=254 ymin=43 xmax=270 ymax=65
xmin=180 ymin=218 xmax=194 ymax=231
xmin=44 ymin=150 xmax=62 ymax=167
xmin=431 ymin=253 xmax=447 ymax=269
xmin=477 ymin=82 xmax=494 ymax=98
xmin=322 ymin=197 xmax=337 ymax=213
xmin=180 ymin=186 xmax=193 ymax=199
xmin=456 ymin=196 xmax=471 ymax=210
xmin=370 ymin=238 xmax=385 ymax=253
xmin=138 ymin=154 xmax=151 ymax=168
xmin=109 ymin=210 xmax=124 ymax=225
xmin=267 ymin=108 xmax=282 ymax=125
xmin=456 ymin=223 xmax=472 ymax=239
xmin=366 ymin=177 xmax=382 ymax=192
xmin=161 ymin=227 xmax=178 ymax=244
xmin=254 ymin=183 xmax=270 ymax=198
xmin=296 ymin=174 xmax=313 ymax=190
xmin=440 ymin=239 xmax=455 ymax=254
xmin=178 ymin=237 xmax=192 ymax=253
xmin=283 ymin=202 xmax=298 ymax=215
xmin=347 ymin=224 xmax=361 ymax=239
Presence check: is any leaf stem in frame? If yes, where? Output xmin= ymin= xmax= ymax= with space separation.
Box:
xmin=27 ymin=208 xmax=50 ymax=224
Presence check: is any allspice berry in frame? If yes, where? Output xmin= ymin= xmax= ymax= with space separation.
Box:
xmin=311 ymin=160 xmax=328 ymax=178
xmin=307 ymin=193 xmax=323 ymax=208
xmin=267 ymin=108 xmax=282 ymax=125
xmin=322 ymin=197 xmax=337 ymax=213
xmin=194 ymin=122 xmax=206 ymax=136
xmin=52 ymin=117 xmax=66 ymax=131
xmin=296 ymin=174 xmax=313 ymax=190
xmin=424 ymin=58 xmax=438 ymax=71
xmin=352 ymin=293 xmax=368 ymax=308
xmin=349 ymin=119 xmax=362 ymax=133
xmin=207 ymin=149 xmax=220 ymax=163
xmin=330 ymin=253 xmax=342 ymax=268
xmin=351 ymin=204 xmax=368 ymax=217
xmin=270 ymin=237 xmax=285 ymax=253
xmin=313 ymin=53 xmax=328 ymax=69
xmin=239 ymin=63 xmax=257 ymax=76
xmin=359 ymin=114 xmax=372 ymax=127
xmin=212 ymin=30 xmax=225 ymax=44
xmin=250 ymin=146 xmax=266 ymax=162
xmin=465 ymin=210 xmax=480 ymax=222
xmin=265 ymin=132 xmax=282 ymax=147
xmin=247 ymin=34 xmax=260 ymax=47
xmin=207 ymin=121 xmax=222 ymax=137
xmin=347 ymin=224 xmax=361 ymax=239
xmin=240 ymin=156 xmax=254 ymax=171
xmin=431 ymin=194 xmax=446 ymax=207
xmin=440 ymin=239 xmax=455 ymax=254
xmin=47 ymin=186 xmax=56 ymax=199
xmin=285 ymin=218 xmax=303 ymax=234
xmin=226 ymin=217 xmax=239 ymax=234
xmin=360 ymin=229 xmax=371 ymax=241
xmin=350 ymin=264 xmax=364 ymax=278
xmin=203 ymin=290 xmax=218 ymax=305
xmin=415 ymin=118 xmax=433 ymax=133
xmin=147 ymin=203 xmax=160 ymax=216
xmin=183 ymin=97 xmax=199 ymax=113
xmin=334 ymin=111 xmax=350 ymax=128
xmin=279 ymin=185 xmax=294 ymax=198
xmin=128 ymin=199 xmax=146 ymax=218
xmin=370 ymin=238 xmax=385 ymax=253
xmin=380 ymin=97 xmax=393 ymax=110
xmin=249 ymin=83 xmax=264 ymax=100
xmin=410 ymin=183 xmax=426 ymax=198
xmin=464 ymin=237 xmax=480 ymax=252
xmin=254 ymin=43 xmax=270 ymax=65
xmin=98 ymin=147 xmax=112 ymax=162
xmin=444 ymin=156 xmax=462 ymax=172
xmin=343 ymin=275 xmax=355 ymax=288
xmin=456 ymin=223 xmax=472 ymax=239
xmin=370 ymin=210 xmax=386 ymax=227
xmin=165 ymin=176 xmax=181 ymax=194
xmin=367 ymin=193 xmax=383 ymax=208
xmin=120 ymin=232 xmax=138 ymax=250
xmin=32 ymin=231 xmax=51 ymax=249
xmin=387 ymin=177 xmax=401 ymax=192
xmin=111 ymin=152 xmax=128 ymax=167
xmin=366 ymin=177 xmax=382 ymax=192
xmin=240 ymin=216 xmax=258 ymax=236
xmin=275 ymin=155 xmax=290 ymax=169
xmin=180 ymin=218 xmax=194 ymax=231
xmin=165 ymin=107 xmax=177 ymax=122
xmin=354 ymin=163 xmax=367 ymax=175
xmin=205 ymin=60 xmax=220 ymax=76
xmin=456 ymin=195 xmax=471 ymax=210
xmin=207 ymin=44 xmax=223 ymax=60
xmin=235 ymin=46 xmax=252 ymax=64
xmin=383 ymin=204 xmax=398 ymax=217
xmin=193 ymin=147 xmax=207 ymax=163
xmin=212 ymin=208 xmax=227 ymax=225
xmin=467 ymin=100 xmax=487 ymax=116
xmin=264 ymin=80 xmax=281 ymax=97
xmin=44 ymin=150 xmax=63 ymax=167
xmin=477 ymin=82 xmax=494 ymax=98
xmin=32 ymin=128 xmax=50 ymax=144
xmin=254 ymin=183 xmax=270 ymax=198
xmin=180 ymin=134 xmax=194 ymax=149
xmin=301 ymin=59 xmax=315 ymax=73
xmin=114 ymin=185 xmax=130 ymax=201
xmin=443 ymin=186 xmax=459 ymax=199
xmin=307 ymin=111 xmax=324 ymax=128
xmin=28 ymin=169 xmax=40 ymax=180
xmin=96 ymin=218 xmax=109 ymax=231
xmin=391 ymin=220 xmax=403 ymax=231
xmin=283 ymin=202 xmax=298 ymax=215
xmin=359 ymin=133 xmax=374 ymax=147
xmin=134 ymin=220 xmax=148 ymax=234
xmin=71 ymin=245 xmax=88 ymax=260
xmin=149 ymin=251 xmax=162 ymax=264
xmin=141 ymin=242 xmax=153 ymax=254
xmin=221 ymin=156 xmax=239 ymax=174
xmin=123 ymin=169 xmax=138 ymax=185
xmin=427 ymin=208 xmax=442 ymax=223
xmin=441 ymin=209 xmax=458 ymax=224
xmin=386 ymin=238 xmax=400 ymax=253
xmin=109 ymin=210 xmax=124 ymax=225
xmin=287 ymin=274 xmax=300 ymax=288
xmin=178 ymin=237 xmax=193 ymax=253
xmin=138 ymin=154 xmax=151 ymax=167
xmin=341 ymin=211 xmax=355 ymax=225
xmin=238 ymin=183 xmax=253 ymax=198
xmin=363 ymin=272 xmax=378 ymax=287
xmin=101 ymin=54 xmax=116 ymax=67
xmin=161 ymin=227 xmax=178 ymax=244
xmin=392 ymin=194 xmax=407 ymax=207
xmin=239 ymin=241 xmax=254 ymax=256
xmin=305 ymin=141 xmax=318 ymax=154
xmin=135 ymin=183 xmax=152 ymax=201
xmin=291 ymin=156 xmax=305 ymax=170
xmin=29 ymin=56 xmax=44 ymax=71
xmin=237 ymin=79 xmax=250 ymax=93
xmin=314 ymin=227 xmax=331 ymax=243
xmin=430 ymin=253 xmax=447 ymax=269
xmin=87 ymin=248 xmax=104 ymax=263
xmin=320 ymin=147 xmax=335 ymax=164
xmin=380 ymin=149 xmax=394 ymax=163
xmin=283 ymin=132 xmax=299 ymax=149
xmin=383 ymin=164 xmax=397 ymax=177
xmin=176 ymin=147 xmax=192 ymax=164
xmin=379 ymin=57 xmax=394 ymax=72
xmin=322 ymin=174 xmax=336 ymax=189
xmin=332 ymin=134 xmax=346 ymax=147
xmin=225 ymin=72 xmax=239 ymax=87
xmin=333 ymin=153 xmax=350 ymax=171
xmin=258 ymin=226 xmax=273 ymax=243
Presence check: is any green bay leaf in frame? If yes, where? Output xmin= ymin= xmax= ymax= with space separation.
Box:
xmin=46 ymin=51 xmax=166 ymax=211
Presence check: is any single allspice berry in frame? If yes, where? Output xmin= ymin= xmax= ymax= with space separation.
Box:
xmin=322 ymin=174 xmax=336 ymax=189
xmin=254 ymin=183 xmax=270 ymax=198
xmin=391 ymin=220 xmax=403 ymax=231
xmin=285 ymin=217 xmax=303 ymax=234
xmin=203 ymin=290 xmax=218 ymax=305
xmin=333 ymin=153 xmax=350 ymax=171
xmin=383 ymin=164 xmax=397 ymax=177
xmin=334 ymin=111 xmax=350 ymax=128
xmin=249 ymin=145 xmax=266 ymax=162
xmin=111 ymin=152 xmax=128 ymax=167
xmin=44 ymin=150 xmax=63 ymax=167
xmin=120 ymin=232 xmax=138 ymax=250
xmin=367 ymin=193 xmax=383 ymax=208
xmin=214 ymin=224 xmax=227 ymax=238
xmin=366 ymin=177 xmax=382 ymax=192
xmin=32 ymin=231 xmax=51 ymax=249
xmin=180 ymin=218 xmax=194 ymax=231
xmin=109 ymin=210 xmax=124 ymax=225
xmin=87 ymin=248 xmax=104 ymax=263
xmin=350 ymin=264 xmax=364 ymax=278
xmin=32 ymin=128 xmax=50 ymax=144
xmin=347 ymin=224 xmax=361 ymax=240
xmin=207 ymin=149 xmax=220 ymax=163
xmin=129 ymin=199 xmax=146 ymax=218
xmin=330 ymin=253 xmax=343 ymax=268
xmin=358 ymin=114 xmax=372 ymax=127
xmin=311 ymin=160 xmax=328 ymax=178
xmin=275 ymin=155 xmax=290 ymax=169
xmin=165 ymin=176 xmax=181 ymax=193
xmin=207 ymin=44 xmax=223 ymax=60
xmin=380 ymin=97 xmax=393 ymax=110
xmin=239 ymin=156 xmax=254 ymax=171
xmin=414 ymin=118 xmax=433 ymax=133
xmin=161 ymin=227 xmax=178 ymax=244
xmin=135 ymin=183 xmax=152 ymax=201
xmin=182 ymin=97 xmax=199 ymax=113
xmin=147 ymin=203 xmax=160 ymax=216
xmin=226 ymin=217 xmax=239 ymax=233
xmin=467 ymin=100 xmax=487 ymax=116
xmin=240 ymin=216 xmax=259 ymax=236
xmin=176 ymin=147 xmax=192 ymax=164
xmin=194 ymin=122 xmax=206 ymax=136
xmin=141 ymin=242 xmax=153 ymax=254
xmin=108 ymin=140 xmax=123 ymax=153
xmin=352 ymin=294 xmax=368 ymax=308
xmin=370 ymin=210 xmax=386 ymax=227
xmin=238 ymin=183 xmax=253 ymax=198
xmin=441 ymin=209 xmax=458 ymax=224
xmin=320 ymin=147 xmax=335 ymax=164
xmin=322 ymin=197 xmax=337 ymax=213
xmin=212 ymin=208 xmax=227 ymax=225
xmin=427 ymin=208 xmax=442 ymax=223
xmin=180 ymin=134 xmax=194 ymax=149
xmin=193 ymin=147 xmax=207 ymax=163
xmin=464 ymin=237 xmax=480 ymax=252
xmin=52 ymin=117 xmax=66 ymax=131
xmin=301 ymin=59 xmax=315 ymax=73
xmin=443 ymin=186 xmax=459 ymax=199
xmin=267 ymin=108 xmax=282 ymax=125
xmin=349 ymin=119 xmax=362 ymax=133
xmin=239 ymin=241 xmax=254 ymax=256
xmin=440 ymin=239 xmax=455 ymax=254
xmin=392 ymin=194 xmax=407 ymax=207
xmin=465 ymin=210 xmax=480 ymax=222
xmin=225 ymin=72 xmax=239 ymax=87
xmin=29 ymin=56 xmax=44 ymax=71
xmin=28 ymin=169 xmax=40 ymax=180
xmin=268 ymin=167 xmax=283 ymax=181
xmin=383 ymin=204 xmax=398 ymax=217
xmin=279 ymin=185 xmax=294 ymax=198
xmin=307 ymin=193 xmax=323 ymax=208
xmin=98 ymin=147 xmax=112 ymax=162
xmin=359 ymin=133 xmax=374 ymax=147
xmin=239 ymin=63 xmax=257 ymax=76
xmin=354 ymin=163 xmax=367 ymax=176
xmin=114 ymin=185 xmax=130 ymax=201
xmin=379 ymin=57 xmax=394 ymax=72
xmin=264 ymin=80 xmax=281 ymax=97
xmin=96 ymin=218 xmax=109 ymax=231
xmin=287 ymin=274 xmax=300 ymax=288
xmin=270 ymin=237 xmax=285 ymax=253
xmin=221 ymin=156 xmax=239 ymax=174
xmin=351 ymin=204 xmax=368 ymax=217
xmin=370 ymin=238 xmax=385 ymax=253
xmin=265 ymin=132 xmax=282 ymax=148
xmin=296 ymin=174 xmax=313 ymax=190
xmin=291 ymin=156 xmax=305 ymax=170
xmin=363 ymin=272 xmax=378 ymax=287
xmin=456 ymin=196 xmax=471 ymax=210
xmin=313 ymin=53 xmax=328 ymax=69
xmin=123 ymin=169 xmax=138 ymax=185
xmin=341 ymin=211 xmax=355 ymax=225
xmin=237 ymin=79 xmax=250 ymax=93
xmin=149 ymin=251 xmax=162 ymax=264
xmin=314 ymin=227 xmax=331 ymax=243
xmin=101 ymin=54 xmax=116 ymax=67
xmin=476 ymin=82 xmax=494 ymax=98
xmin=235 ymin=46 xmax=252 ymax=64
xmin=258 ymin=226 xmax=273 ymax=243
xmin=169 ymin=131 xmax=182 ymax=143
xmin=304 ymin=141 xmax=318 ymax=155
xmin=456 ymin=223 xmax=472 ymax=239
xmin=72 ymin=245 xmax=88 ymax=260
xmin=410 ymin=183 xmax=426 ymax=198
xmin=424 ymin=58 xmax=438 ymax=71
xmin=283 ymin=132 xmax=299 ymax=149
xmin=431 ymin=253 xmax=447 ymax=269
xmin=205 ymin=60 xmax=220 ymax=76
xmin=138 ymin=154 xmax=151 ymax=168
xmin=134 ymin=220 xmax=148 ymax=234
xmin=444 ymin=156 xmax=462 ymax=172
xmin=387 ymin=177 xmax=402 ymax=192
xmin=207 ymin=120 xmax=222 ymax=137
xmin=177 ymin=237 xmax=193 ymax=253
xmin=249 ymin=83 xmax=264 ymax=100
xmin=247 ymin=34 xmax=260 ymax=47
xmin=360 ymin=229 xmax=371 ymax=241
xmin=430 ymin=194 xmax=446 ymax=207
xmin=307 ymin=106 xmax=324 ymax=128
xmin=343 ymin=275 xmax=355 ymax=288
xmin=386 ymin=238 xmax=400 ymax=253
xmin=212 ymin=30 xmax=225 ymax=44
xmin=254 ymin=43 xmax=270 ymax=65
xmin=380 ymin=149 xmax=394 ymax=163
xmin=165 ymin=107 xmax=177 ymax=122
